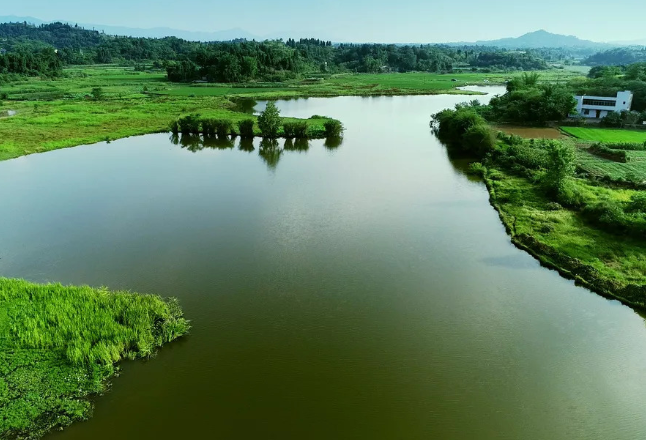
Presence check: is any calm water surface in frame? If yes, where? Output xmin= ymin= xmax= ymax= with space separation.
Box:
xmin=2 ymin=87 xmax=646 ymax=439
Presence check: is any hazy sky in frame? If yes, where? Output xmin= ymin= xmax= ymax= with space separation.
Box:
xmin=5 ymin=0 xmax=646 ymax=43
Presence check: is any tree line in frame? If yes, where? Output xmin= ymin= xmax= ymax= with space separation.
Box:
xmin=0 ymin=22 xmax=551 ymax=83
xmin=0 ymin=47 xmax=62 ymax=79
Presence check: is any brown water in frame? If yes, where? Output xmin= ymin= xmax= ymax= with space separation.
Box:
xmin=494 ymin=125 xmax=566 ymax=139
xmin=2 ymin=87 xmax=646 ymax=439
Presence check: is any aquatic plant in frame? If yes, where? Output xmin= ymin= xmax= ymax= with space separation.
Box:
xmin=323 ymin=119 xmax=344 ymax=138
xmin=283 ymin=121 xmax=309 ymax=139
xmin=0 ymin=278 xmax=189 ymax=438
xmin=213 ymin=119 xmax=234 ymax=138
xmin=238 ymin=119 xmax=255 ymax=138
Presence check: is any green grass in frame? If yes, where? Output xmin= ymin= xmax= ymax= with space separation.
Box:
xmin=0 ymin=278 xmax=189 ymax=439
xmin=561 ymin=126 xmax=646 ymax=143
xmin=486 ymin=171 xmax=646 ymax=290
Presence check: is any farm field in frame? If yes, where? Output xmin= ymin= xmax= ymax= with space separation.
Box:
xmin=576 ymin=148 xmax=646 ymax=181
xmin=561 ymin=126 xmax=646 ymax=143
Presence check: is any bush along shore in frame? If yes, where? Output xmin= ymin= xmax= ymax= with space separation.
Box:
xmin=0 ymin=278 xmax=190 ymax=439
xmin=169 ymin=103 xmax=343 ymax=141
xmin=432 ymin=104 xmax=646 ymax=309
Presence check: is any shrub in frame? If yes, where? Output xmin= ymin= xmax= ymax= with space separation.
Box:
xmin=323 ymin=119 xmax=344 ymax=138
xmin=177 ymin=114 xmax=201 ymax=135
xmin=293 ymin=122 xmax=309 ymax=138
xmin=238 ymin=119 xmax=255 ymax=138
xmin=432 ymin=107 xmax=488 ymax=155
xmin=282 ymin=121 xmax=297 ymax=138
xmin=603 ymin=141 xmax=646 ymax=151
xmin=283 ymin=121 xmax=309 ymax=139
xmin=463 ymin=124 xmax=495 ymax=156
xmin=169 ymin=120 xmax=179 ymax=135
xmin=201 ymin=118 xmax=217 ymax=137
xmin=258 ymin=102 xmax=281 ymax=138
xmin=600 ymin=112 xmax=624 ymax=128
xmin=91 ymin=87 xmax=104 ymax=101
xmin=213 ymin=119 xmax=234 ymax=138
xmin=542 ymin=141 xmax=576 ymax=195
xmin=467 ymin=162 xmax=486 ymax=177
xmin=626 ymin=193 xmax=646 ymax=213
xmin=588 ymin=143 xmax=628 ymax=163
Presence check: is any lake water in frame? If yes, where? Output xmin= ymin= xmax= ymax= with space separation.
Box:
xmin=3 ymin=87 xmax=646 ymax=439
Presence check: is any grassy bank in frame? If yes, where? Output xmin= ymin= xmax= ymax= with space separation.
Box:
xmin=0 ymin=278 xmax=189 ymax=439
xmin=0 ymin=66 xmax=580 ymax=162
xmin=433 ymin=106 xmax=646 ymax=308
xmin=483 ymin=169 xmax=646 ymax=307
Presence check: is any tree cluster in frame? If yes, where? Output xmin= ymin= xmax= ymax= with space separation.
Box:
xmin=0 ymin=47 xmax=62 ymax=77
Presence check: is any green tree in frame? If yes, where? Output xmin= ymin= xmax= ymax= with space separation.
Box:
xmin=258 ymin=102 xmax=281 ymax=138
xmin=542 ymin=141 xmax=576 ymax=194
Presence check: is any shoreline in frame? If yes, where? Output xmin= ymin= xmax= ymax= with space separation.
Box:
xmin=0 ymin=88 xmax=487 ymax=163
xmin=482 ymin=171 xmax=646 ymax=310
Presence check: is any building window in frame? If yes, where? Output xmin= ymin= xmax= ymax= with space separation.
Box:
xmin=583 ymin=109 xmax=590 ymax=115
xmin=582 ymin=99 xmax=616 ymax=107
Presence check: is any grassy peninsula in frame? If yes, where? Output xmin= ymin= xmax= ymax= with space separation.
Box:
xmin=0 ymin=278 xmax=189 ymax=439
xmin=432 ymin=96 xmax=646 ymax=308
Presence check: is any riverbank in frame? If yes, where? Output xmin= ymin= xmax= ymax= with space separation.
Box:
xmin=434 ymin=94 xmax=646 ymax=308
xmin=0 ymin=278 xmax=189 ymax=439
xmin=0 ymin=66 xmax=580 ymax=162
xmin=482 ymin=168 xmax=646 ymax=309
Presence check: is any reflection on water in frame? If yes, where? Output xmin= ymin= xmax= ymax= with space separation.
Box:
xmin=239 ymin=138 xmax=255 ymax=152
xmin=259 ymin=138 xmax=283 ymax=170
xmin=324 ymin=137 xmax=343 ymax=150
xmin=170 ymin=134 xmax=342 ymax=170
xmin=284 ymin=138 xmax=310 ymax=152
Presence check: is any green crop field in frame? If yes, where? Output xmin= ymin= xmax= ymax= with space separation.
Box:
xmin=576 ymin=148 xmax=646 ymax=180
xmin=561 ymin=126 xmax=646 ymax=143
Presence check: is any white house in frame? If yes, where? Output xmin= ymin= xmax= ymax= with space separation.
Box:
xmin=572 ymin=91 xmax=633 ymax=119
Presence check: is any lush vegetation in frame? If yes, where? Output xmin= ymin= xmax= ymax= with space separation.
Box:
xmin=168 ymin=106 xmax=337 ymax=139
xmin=432 ymin=106 xmax=646 ymax=307
xmin=0 ymin=278 xmax=189 ymax=439
xmin=584 ymin=48 xmax=646 ymax=66
xmin=566 ymin=62 xmax=646 ymax=114
xmin=0 ymin=22 xmax=556 ymax=85
xmin=437 ymin=73 xmax=577 ymax=126
xmin=0 ymin=48 xmax=62 ymax=81
xmin=2 ymin=65 xmax=575 ymax=162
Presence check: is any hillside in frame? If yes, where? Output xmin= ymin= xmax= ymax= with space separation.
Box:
xmin=0 ymin=15 xmax=257 ymax=41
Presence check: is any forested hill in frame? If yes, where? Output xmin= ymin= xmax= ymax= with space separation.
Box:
xmin=0 ymin=22 xmax=551 ymax=82
xmin=584 ymin=48 xmax=646 ymax=66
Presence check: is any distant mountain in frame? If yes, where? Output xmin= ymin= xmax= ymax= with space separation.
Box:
xmin=0 ymin=15 xmax=258 ymax=41
xmin=610 ymin=39 xmax=646 ymax=46
xmin=450 ymin=30 xmax=613 ymax=49
xmin=0 ymin=15 xmax=45 ymax=25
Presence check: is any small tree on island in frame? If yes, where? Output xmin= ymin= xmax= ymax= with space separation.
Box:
xmin=258 ymin=102 xmax=281 ymax=138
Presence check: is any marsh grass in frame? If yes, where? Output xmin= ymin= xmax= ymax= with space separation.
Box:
xmin=0 ymin=278 xmax=189 ymax=438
